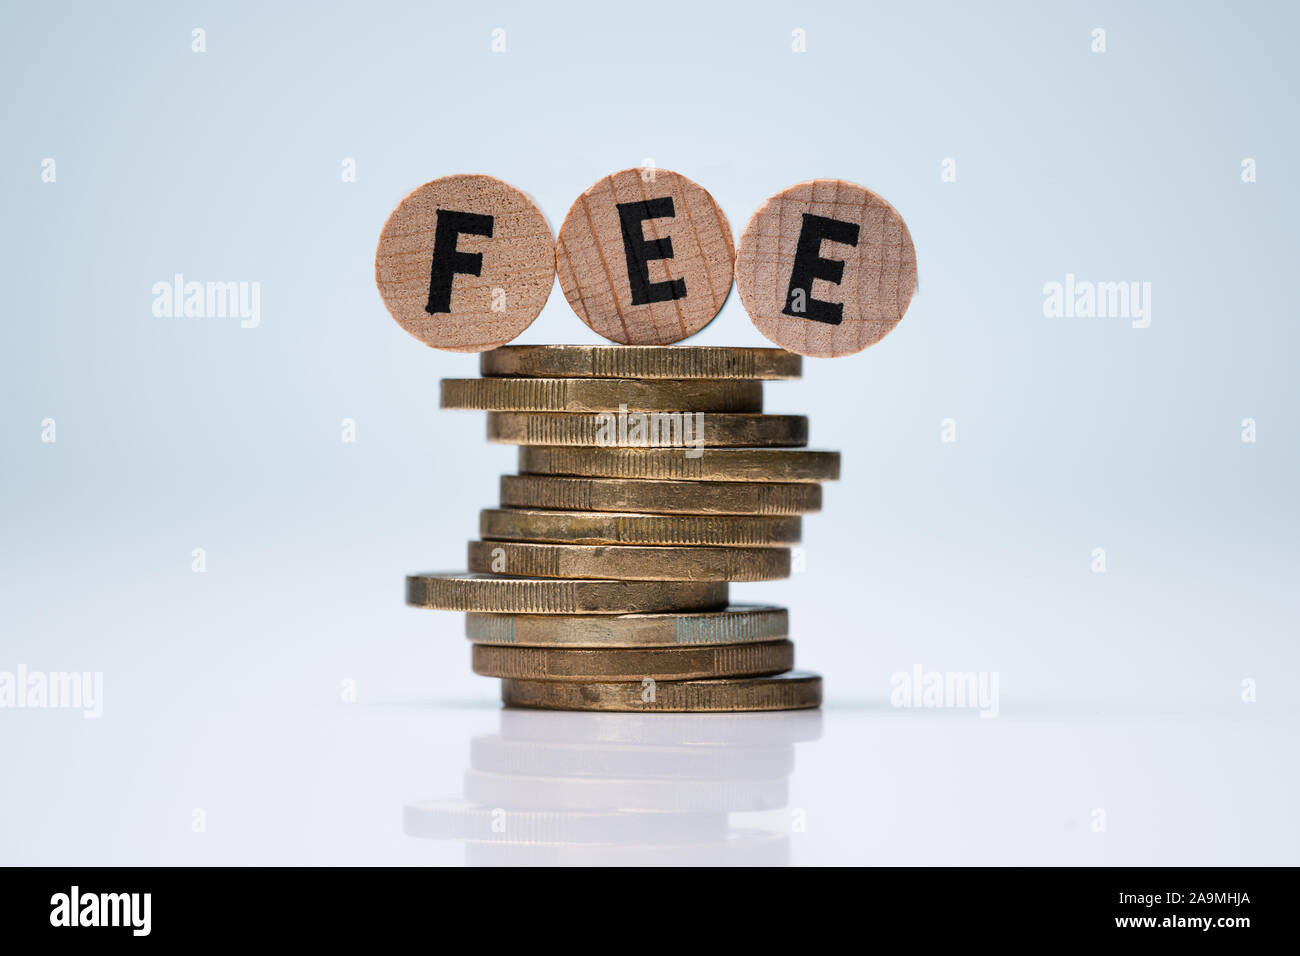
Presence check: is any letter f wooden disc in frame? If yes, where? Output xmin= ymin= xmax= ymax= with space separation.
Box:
xmin=556 ymin=168 xmax=734 ymax=345
xmin=375 ymin=174 xmax=555 ymax=352
xmin=736 ymin=179 xmax=916 ymax=357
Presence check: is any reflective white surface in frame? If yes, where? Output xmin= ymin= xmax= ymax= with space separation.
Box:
xmin=2 ymin=686 xmax=1295 ymax=865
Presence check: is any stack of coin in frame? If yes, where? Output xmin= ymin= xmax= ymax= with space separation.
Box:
xmin=406 ymin=345 xmax=840 ymax=712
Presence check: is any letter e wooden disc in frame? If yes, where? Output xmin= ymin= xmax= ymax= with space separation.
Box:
xmin=556 ymin=168 xmax=734 ymax=345
xmin=375 ymin=174 xmax=555 ymax=352
xmin=735 ymin=179 xmax=916 ymax=357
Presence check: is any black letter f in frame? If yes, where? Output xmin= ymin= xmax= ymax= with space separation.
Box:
xmin=426 ymin=209 xmax=494 ymax=314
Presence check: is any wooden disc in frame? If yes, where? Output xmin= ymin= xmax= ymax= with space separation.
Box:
xmin=555 ymin=169 xmax=734 ymax=345
xmin=375 ymin=174 xmax=555 ymax=352
xmin=735 ymin=179 xmax=916 ymax=357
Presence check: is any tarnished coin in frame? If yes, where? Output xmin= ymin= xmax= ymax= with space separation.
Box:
xmin=402 ymin=799 xmax=727 ymax=845
xmin=405 ymin=572 xmax=726 ymax=614
xmin=502 ymin=670 xmax=823 ymax=712
xmin=486 ymin=412 xmax=808 ymax=448
xmin=440 ymin=377 xmax=762 ymax=413
xmin=499 ymin=475 xmax=821 ymax=515
xmin=480 ymin=345 xmax=802 ymax=380
xmin=472 ymin=640 xmax=793 ymax=681
xmin=466 ymin=604 xmax=789 ymax=648
xmin=479 ymin=509 xmax=799 ymax=547
xmin=467 ymin=541 xmax=790 ymax=581
xmin=519 ymin=446 xmax=840 ymax=483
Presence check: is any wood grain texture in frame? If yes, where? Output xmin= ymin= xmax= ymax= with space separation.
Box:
xmin=556 ymin=168 xmax=734 ymax=344
xmin=735 ymin=179 xmax=916 ymax=358
xmin=375 ymin=174 xmax=554 ymax=352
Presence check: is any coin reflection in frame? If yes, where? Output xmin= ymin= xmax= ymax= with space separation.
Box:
xmin=404 ymin=709 xmax=822 ymax=866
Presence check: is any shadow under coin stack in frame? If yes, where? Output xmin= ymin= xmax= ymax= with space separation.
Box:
xmin=406 ymin=345 xmax=840 ymax=712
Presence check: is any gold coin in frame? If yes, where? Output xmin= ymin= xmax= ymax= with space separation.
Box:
xmin=480 ymin=509 xmax=799 ymax=547
xmin=480 ymin=344 xmax=801 ymax=380
xmin=466 ymin=604 xmax=789 ymax=648
xmin=472 ymin=640 xmax=794 ymax=681
xmin=519 ymin=446 xmax=840 ymax=483
xmin=499 ymin=475 xmax=821 ymax=515
xmin=486 ymin=412 xmax=808 ymax=448
xmin=405 ymin=572 xmax=726 ymax=614
xmin=467 ymin=541 xmax=790 ymax=581
xmin=502 ymin=670 xmax=823 ymax=712
xmin=439 ymin=378 xmax=762 ymax=412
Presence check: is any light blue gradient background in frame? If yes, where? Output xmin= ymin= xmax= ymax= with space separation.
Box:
xmin=1 ymin=1 xmax=1296 ymax=864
